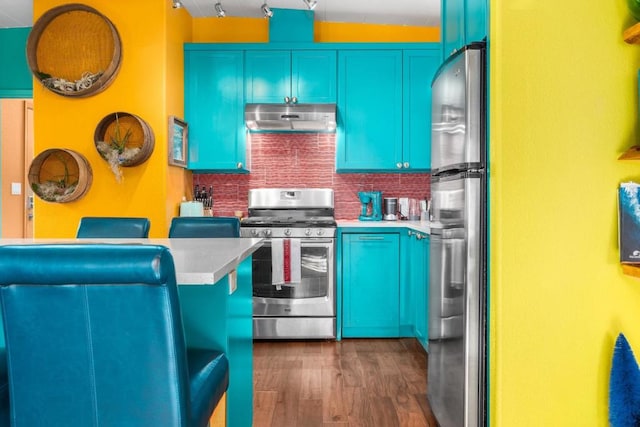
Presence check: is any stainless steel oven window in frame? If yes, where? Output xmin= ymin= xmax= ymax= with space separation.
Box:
xmin=252 ymin=239 xmax=334 ymax=299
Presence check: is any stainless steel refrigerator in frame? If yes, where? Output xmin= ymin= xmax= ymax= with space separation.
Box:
xmin=428 ymin=41 xmax=487 ymax=427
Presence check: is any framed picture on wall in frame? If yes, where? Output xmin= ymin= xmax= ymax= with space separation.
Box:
xmin=168 ymin=116 xmax=188 ymax=167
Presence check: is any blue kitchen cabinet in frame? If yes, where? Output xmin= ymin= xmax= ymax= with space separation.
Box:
xmin=245 ymin=50 xmax=337 ymax=104
xmin=336 ymin=48 xmax=439 ymax=172
xmin=465 ymin=0 xmax=488 ymax=47
xmin=407 ymin=230 xmax=429 ymax=351
xmin=184 ymin=50 xmax=248 ymax=172
xmin=403 ymin=50 xmax=441 ymax=171
xmin=441 ymin=0 xmax=487 ymax=60
xmin=441 ymin=0 xmax=465 ymax=60
xmin=336 ymin=50 xmax=403 ymax=171
xmin=341 ymin=232 xmax=401 ymax=337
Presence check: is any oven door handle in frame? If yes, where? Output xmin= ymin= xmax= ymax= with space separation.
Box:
xmin=262 ymin=239 xmax=334 ymax=246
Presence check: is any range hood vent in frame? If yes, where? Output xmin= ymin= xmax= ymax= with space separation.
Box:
xmin=245 ymin=103 xmax=337 ymax=132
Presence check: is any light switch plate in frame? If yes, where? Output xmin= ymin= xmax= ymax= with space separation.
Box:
xmin=11 ymin=182 xmax=21 ymax=195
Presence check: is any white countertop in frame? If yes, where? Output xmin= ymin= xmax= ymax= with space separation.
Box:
xmin=337 ymin=220 xmax=431 ymax=234
xmin=0 ymin=238 xmax=264 ymax=285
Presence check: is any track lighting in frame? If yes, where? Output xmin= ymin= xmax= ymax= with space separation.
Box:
xmin=214 ymin=2 xmax=226 ymax=17
xmin=302 ymin=0 xmax=317 ymax=10
xmin=172 ymin=0 xmax=182 ymax=8
xmin=261 ymin=3 xmax=273 ymax=18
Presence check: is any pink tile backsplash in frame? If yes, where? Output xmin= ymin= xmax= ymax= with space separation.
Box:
xmin=193 ymin=133 xmax=430 ymax=219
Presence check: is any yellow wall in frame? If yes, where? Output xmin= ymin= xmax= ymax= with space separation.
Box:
xmin=490 ymin=0 xmax=640 ymax=425
xmin=33 ymin=0 xmax=190 ymax=238
xmin=30 ymin=5 xmax=437 ymax=238
xmin=192 ymin=17 xmax=439 ymax=43
xmin=165 ymin=2 xmax=194 ymax=229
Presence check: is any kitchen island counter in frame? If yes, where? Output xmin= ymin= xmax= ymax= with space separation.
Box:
xmin=0 ymin=238 xmax=263 ymax=286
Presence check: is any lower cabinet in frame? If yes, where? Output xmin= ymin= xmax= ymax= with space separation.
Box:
xmin=341 ymin=232 xmax=401 ymax=337
xmin=340 ymin=228 xmax=429 ymax=346
xmin=407 ymin=230 xmax=429 ymax=351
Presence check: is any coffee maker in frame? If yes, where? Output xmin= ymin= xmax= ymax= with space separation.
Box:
xmin=357 ymin=191 xmax=382 ymax=221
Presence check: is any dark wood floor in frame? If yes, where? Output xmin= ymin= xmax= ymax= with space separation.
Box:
xmin=253 ymin=338 xmax=438 ymax=427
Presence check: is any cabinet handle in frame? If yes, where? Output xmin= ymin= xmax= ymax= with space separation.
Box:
xmin=284 ymin=96 xmax=290 ymax=104
xmin=291 ymin=96 xmax=298 ymax=104
xmin=403 ymin=162 xmax=410 ymax=168
xmin=416 ymin=234 xmax=423 ymax=240
xmin=408 ymin=230 xmax=415 ymax=236
xmin=396 ymin=162 xmax=402 ymax=169
xmin=236 ymin=162 xmax=243 ymax=169
xmin=358 ymin=236 xmax=385 ymax=241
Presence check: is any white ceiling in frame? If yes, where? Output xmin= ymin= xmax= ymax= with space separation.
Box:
xmin=0 ymin=0 xmax=33 ymax=28
xmin=0 ymin=0 xmax=440 ymax=29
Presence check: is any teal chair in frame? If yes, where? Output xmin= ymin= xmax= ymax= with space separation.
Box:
xmin=168 ymin=217 xmax=240 ymax=238
xmin=0 ymin=244 xmax=228 ymax=427
xmin=76 ymin=217 xmax=150 ymax=238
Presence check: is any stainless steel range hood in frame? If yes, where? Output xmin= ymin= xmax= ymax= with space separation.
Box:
xmin=245 ymin=103 xmax=337 ymax=132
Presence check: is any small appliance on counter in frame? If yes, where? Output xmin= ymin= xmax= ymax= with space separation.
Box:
xmin=179 ymin=200 xmax=204 ymax=217
xmin=357 ymin=191 xmax=382 ymax=221
xmin=383 ymin=197 xmax=398 ymax=221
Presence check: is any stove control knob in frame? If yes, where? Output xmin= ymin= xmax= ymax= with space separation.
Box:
xmin=251 ymin=229 xmax=259 ymax=236
xmin=305 ymin=228 xmax=312 ymax=236
xmin=316 ymin=229 xmax=324 ymax=236
xmin=284 ymin=229 xmax=292 ymax=236
xmin=264 ymin=229 xmax=272 ymax=237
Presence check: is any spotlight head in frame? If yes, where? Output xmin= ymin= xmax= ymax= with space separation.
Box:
xmin=214 ymin=2 xmax=226 ymax=17
xmin=172 ymin=0 xmax=183 ymax=8
xmin=261 ymin=3 xmax=273 ymax=18
xmin=303 ymin=0 xmax=317 ymax=10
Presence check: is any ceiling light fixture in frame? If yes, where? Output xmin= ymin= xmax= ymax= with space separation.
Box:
xmin=214 ymin=2 xmax=226 ymax=17
xmin=261 ymin=3 xmax=273 ymax=18
xmin=172 ymin=0 xmax=183 ymax=8
xmin=302 ymin=0 xmax=317 ymax=10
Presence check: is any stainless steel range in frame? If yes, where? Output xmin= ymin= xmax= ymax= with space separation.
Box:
xmin=240 ymin=188 xmax=336 ymax=339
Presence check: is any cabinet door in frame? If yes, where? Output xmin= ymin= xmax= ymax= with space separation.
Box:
xmin=342 ymin=233 xmax=400 ymax=337
xmin=291 ymin=50 xmax=337 ymax=103
xmin=185 ymin=50 xmax=247 ymax=171
xmin=465 ymin=0 xmax=487 ymax=45
xmin=403 ymin=50 xmax=440 ymax=171
xmin=412 ymin=232 xmax=429 ymax=351
xmin=336 ymin=50 xmax=403 ymax=171
xmin=441 ymin=0 xmax=465 ymax=60
xmin=245 ymin=50 xmax=291 ymax=103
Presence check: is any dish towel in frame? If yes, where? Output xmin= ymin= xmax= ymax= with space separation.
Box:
xmin=272 ymin=238 xmax=301 ymax=290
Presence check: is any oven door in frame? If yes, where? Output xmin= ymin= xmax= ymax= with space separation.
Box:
xmin=252 ymin=238 xmax=335 ymax=317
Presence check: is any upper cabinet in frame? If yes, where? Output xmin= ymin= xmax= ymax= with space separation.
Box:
xmin=337 ymin=50 xmax=403 ymax=171
xmin=184 ymin=43 xmax=439 ymax=173
xmin=403 ymin=50 xmax=441 ymax=171
xmin=185 ymin=50 xmax=248 ymax=172
xmin=336 ymin=47 xmax=440 ymax=172
xmin=245 ymin=50 xmax=337 ymax=104
xmin=441 ymin=0 xmax=487 ymax=60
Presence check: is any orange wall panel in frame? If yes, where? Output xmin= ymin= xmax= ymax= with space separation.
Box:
xmin=33 ymin=0 xmax=190 ymax=237
xmin=0 ymin=99 xmax=25 ymax=237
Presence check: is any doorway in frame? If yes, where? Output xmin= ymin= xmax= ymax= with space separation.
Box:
xmin=1 ymin=99 xmax=34 ymax=238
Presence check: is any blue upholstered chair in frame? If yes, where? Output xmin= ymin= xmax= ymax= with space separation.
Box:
xmin=0 ymin=244 xmax=228 ymax=427
xmin=168 ymin=216 xmax=240 ymax=238
xmin=76 ymin=216 xmax=151 ymax=238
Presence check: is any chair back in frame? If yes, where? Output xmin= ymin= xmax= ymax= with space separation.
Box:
xmin=0 ymin=244 xmax=191 ymax=426
xmin=168 ymin=217 xmax=240 ymax=238
xmin=76 ymin=217 xmax=150 ymax=238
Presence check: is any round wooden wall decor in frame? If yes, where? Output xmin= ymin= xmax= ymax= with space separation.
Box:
xmin=93 ymin=112 xmax=155 ymax=168
xmin=27 ymin=4 xmax=122 ymax=98
xmin=28 ymin=149 xmax=93 ymax=203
